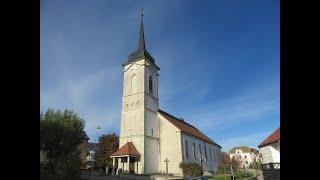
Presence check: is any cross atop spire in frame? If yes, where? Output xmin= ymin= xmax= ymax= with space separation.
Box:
xmin=138 ymin=8 xmax=145 ymax=50
xmin=141 ymin=8 xmax=143 ymax=18
xmin=123 ymin=8 xmax=160 ymax=70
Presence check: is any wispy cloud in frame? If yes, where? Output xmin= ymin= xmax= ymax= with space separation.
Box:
xmin=220 ymin=130 xmax=272 ymax=152
xmin=191 ymin=91 xmax=279 ymax=130
xmin=41 ymin=0 xmax=279 ymax=145
xmin=40 ymin=65 xmax=122 ymax=142
xmin=158 ymin=75 xmax=279 ymax=150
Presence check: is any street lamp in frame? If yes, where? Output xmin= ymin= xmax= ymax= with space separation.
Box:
xmin=90 ymin=125 xmax=101 ymax=179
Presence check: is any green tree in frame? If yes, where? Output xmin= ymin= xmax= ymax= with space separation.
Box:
xmin=40 ymin=109 xmax=86 ymax=180
xmin=249 ymin=161 xmax=261 ymax=170
xmin=95 ymin=134 xmax=119 ymax=169
xmin=217 ymin=152 xmax=231 ymax=175
xmin=231 ymin=158 xmax=242 ymax=170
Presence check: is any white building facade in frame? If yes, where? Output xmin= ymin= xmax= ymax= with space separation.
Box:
xmin=258 ymin=128 xmax=280 ymax=164
xmin=229 ymin=147 xmax=261 ymax=169
xmin=110 ymin=14 xmax=221 ymax=176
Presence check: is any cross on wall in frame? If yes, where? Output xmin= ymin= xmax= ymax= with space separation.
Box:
xmin=164 ymin=158 xmax=170 ymax=175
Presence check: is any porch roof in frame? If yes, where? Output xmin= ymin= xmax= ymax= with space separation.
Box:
xmin=110 ymin=142 xmax=140 ymax=158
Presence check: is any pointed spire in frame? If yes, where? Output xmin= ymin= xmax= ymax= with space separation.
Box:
xmin=138 ymin=8 xmax=145 ymax=50
xmin=123 ymin=8 xmax=159 ymax=70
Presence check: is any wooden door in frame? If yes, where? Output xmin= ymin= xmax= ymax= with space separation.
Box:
xmin=129 ymin=162 xmax=134 ymax=173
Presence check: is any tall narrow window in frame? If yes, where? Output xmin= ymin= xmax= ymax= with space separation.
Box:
xmin=148 ymin=75 xmax=153 ymax=94
xmin=199 ymin=144 xmax=202 ymax=156
xmin=213 ymin=148 xmax=216 ymax=162
xmin=151 ymin=128 xmax=153 ymax=136
xmin=209 ymin=147 xmax=212 ymax=161
xmin=185 ymin=140 xmax=189 ymax=159
xmin=193 ymin=142 xmax=196 ymax=160
xmin=204 ymin=144 xmax=207 ymax=161
xmin=131 ymin=75 xmax=137 ymax=94
xmin=216 ymin=149 xmax=219 ymax=160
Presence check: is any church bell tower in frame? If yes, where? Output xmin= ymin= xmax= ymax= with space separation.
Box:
xmin=118 ymin=10 xmax=160 ymax=174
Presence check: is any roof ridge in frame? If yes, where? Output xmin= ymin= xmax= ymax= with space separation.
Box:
xmin=158 ymin=109 xmax=221 ymax=148
xmin=258 ymin=127 xmax=280 ymax=148
xmin=110 ymin=141 xmax=140 ymax=157
xmin=158 ymin=109 xmax=199 ymax=130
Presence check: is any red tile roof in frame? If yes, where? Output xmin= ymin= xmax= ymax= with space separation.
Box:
xmin=110 ymin=142 xmax=140 ymax=157
xmin=158 ymin=109 xmax=221 ymax=148
xmin=258 ymin=127 xmax=280 ymax=148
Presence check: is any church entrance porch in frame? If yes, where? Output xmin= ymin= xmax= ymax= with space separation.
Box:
xmin=129 ymin=157 xmax=135 ymax=173
xmin=111 ymin=156 xmax=140 ymax=174
xmin=110 ymin=142 xmax=140 ymax=175
xmin=118 ymin=157 xmax=139 ymax=173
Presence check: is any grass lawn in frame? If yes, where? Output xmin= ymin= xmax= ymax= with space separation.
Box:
xmin=205 ymin=174 xmax=231 ymax=180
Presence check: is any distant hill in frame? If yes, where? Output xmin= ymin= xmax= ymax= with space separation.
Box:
xmin=229 ymin=146 xmax=259 ymax=154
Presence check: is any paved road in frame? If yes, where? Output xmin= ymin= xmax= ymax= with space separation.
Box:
xmin=255 ymin=170 xmax=264 ymax=180
xmin=81 ymin=171 xmax=121 ymax=180
xmin=81 ymin=174 xmax=121 ymax=180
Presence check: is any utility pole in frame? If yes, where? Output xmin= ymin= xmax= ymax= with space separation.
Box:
xmin=230 ymin=164 xmax=234 ymax=180
xmin=91 ymin=125 xmax=101 ymax=180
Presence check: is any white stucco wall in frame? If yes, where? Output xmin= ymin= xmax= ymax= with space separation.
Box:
xmin=181 ymin=133 xmax=220 ymax=172
xmin=119 ymin=59 xmax=160 ymax=174
xmin=118 ymin=136 xmax=145 ymax=173
xmin=158 ymin=113 xmax=183 ymax=176
xmin=260 ymin=141 xmax=280 ymax=164
xmin=119 ymin=58 xmax=222 ymax=175
xmin=229 ymin=149 xmax=261 ymax=169
xmin=144 ymin=136 xmax=159 ymax=173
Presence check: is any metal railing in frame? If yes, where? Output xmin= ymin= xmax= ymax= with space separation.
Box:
xmin=261 ymin=163 xmax=280 ymax=180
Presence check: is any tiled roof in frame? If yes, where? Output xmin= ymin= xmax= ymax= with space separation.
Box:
xmin=229 ymin=146 xmax=259 ymax=154
xmin=258 ymin=127 xmax=280 ymax=148
xmin=110 ymin=142 xmax=140 ymax=157
xmin=158 ymin=109 xmax=221 ymax=148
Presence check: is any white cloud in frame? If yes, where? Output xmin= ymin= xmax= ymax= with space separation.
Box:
xmin=220 ymin=130 xmax=272 ymax=152
xmin=40 ymin=65 xmax=122 ymax=141
xmin=193 ymin=93 xmax=279 ymax=130
xmin=176 ymin=77 xmax=280 ymax=131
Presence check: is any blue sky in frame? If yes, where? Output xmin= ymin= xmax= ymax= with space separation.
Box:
xmin=40 ymin=0 xmax=279 ymax=152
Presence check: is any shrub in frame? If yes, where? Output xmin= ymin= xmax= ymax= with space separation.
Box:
xmin=249 ymin=162 xmax=261 ymax=170
xmin=217 ymin=164 xmax=231 ymax=174
xmin=234 ymin=171 xmax=251 ymax=178
xmin=179 ymin=162 xmax=203 ymax=177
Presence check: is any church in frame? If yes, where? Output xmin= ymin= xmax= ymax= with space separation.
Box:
xmin=110 ymin=13 xmax=222 ymax=176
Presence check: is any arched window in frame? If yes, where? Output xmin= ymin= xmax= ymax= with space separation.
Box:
xmin=204 ymin=144 xmax=207 ymax=161
xmin=185 ymin=140 xmax=189 ymax=159
xmin=148 ymin=75 xmax=153 ymax=94
xmin=193 ymin=142 xmax=196 ymax=160
xmin=131 ymin=75 xmax=137 ymax=94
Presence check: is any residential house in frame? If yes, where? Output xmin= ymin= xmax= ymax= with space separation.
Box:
xmin=229 ymin=146 xmax=261 ymax=169
xmin=258 ymin=127 xmax=280 ymax=164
